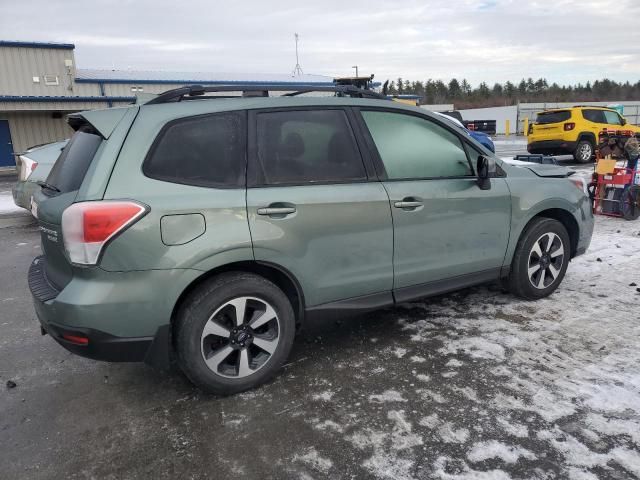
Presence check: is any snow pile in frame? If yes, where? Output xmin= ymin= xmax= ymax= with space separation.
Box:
xmin=0 ymin=191 xmax=21 ymax=214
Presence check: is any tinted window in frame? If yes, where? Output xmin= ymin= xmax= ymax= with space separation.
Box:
xmin=144 ymin=112 xmax=245 ymax=187
xmin=255 ymin=110 xmax=366 ymax=185
xmin=46 ymin=130 xmax=102 ymax=193
xmin=603 ymin=110 xmax=623 ymax=125
xmin=582 ymin=109 xmax=606 ymax=123
xmin=536 ymin=111 xmax=571 ymax=124
xmin=362 ymin=111 xmax=472 ymax=179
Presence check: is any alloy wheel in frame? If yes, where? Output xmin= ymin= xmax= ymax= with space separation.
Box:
xmin=578 ymin=143 xmax=592 ymax=161
xmin=527 ymin=232 xmax=565 ymax=289
xmin=200 ymin=296 xmax=280 ymax=378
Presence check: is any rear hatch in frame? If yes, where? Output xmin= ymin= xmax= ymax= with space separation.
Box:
xmin=529 ymin=110 xmax=573 ymax=141
xmin=33 ymin=127 xmax=104 ymax=292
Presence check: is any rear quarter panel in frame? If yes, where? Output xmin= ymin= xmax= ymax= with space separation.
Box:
xmin=99 ymin=104 xmax=253 ymax=273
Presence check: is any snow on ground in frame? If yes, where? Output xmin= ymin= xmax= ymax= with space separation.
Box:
xmin=0 ymin=190 xmax=21 ymax=214
xmin=297 ymin=214 xmax=640 ymax=479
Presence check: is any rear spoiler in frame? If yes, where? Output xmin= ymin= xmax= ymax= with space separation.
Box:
xmin=67 ymin=106 xmax=133 ymax=139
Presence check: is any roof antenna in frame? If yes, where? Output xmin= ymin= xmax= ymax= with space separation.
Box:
xmin=291 ymin=33 xmax=304 ymax=77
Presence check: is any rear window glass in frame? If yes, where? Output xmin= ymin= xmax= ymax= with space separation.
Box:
xmin=46 ymin=130 xmax=102 ymax=193
xmin=144 ymin=112 xmax=245 ymax=188
xmin=255 ymin=110 xmax=366 ymax=185
xmin=536 ymin=111 xmax=571 ymax=124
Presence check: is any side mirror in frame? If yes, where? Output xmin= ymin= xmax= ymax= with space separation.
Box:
xmin=621 ymin=118 xmax=627 ymax=126
xmin=477 ymin=155 xmax=491 ymax=190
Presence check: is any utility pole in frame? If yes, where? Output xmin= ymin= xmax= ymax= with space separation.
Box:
xmin=352 ymin=65 xmax=359 ymax=77
xmin=291 ymin=33 xmax=303 ymax=76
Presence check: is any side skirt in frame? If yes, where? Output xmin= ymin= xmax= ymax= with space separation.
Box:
xmin=304 ymin=268 xmax=504 ymax=320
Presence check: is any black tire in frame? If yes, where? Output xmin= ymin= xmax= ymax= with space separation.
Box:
xmin=574 ymin=139 xmax=594 ymax=163
xmin=175 ymin=272 xmax=295 ymax=395
xmin=621 ymin=185 xmax=640 ymax=221
xmin=508 ymin=218 xmax=571 ymax=300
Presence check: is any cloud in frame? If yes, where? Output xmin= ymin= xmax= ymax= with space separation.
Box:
xmin=0 ymin=0 xmax=638 ymax=85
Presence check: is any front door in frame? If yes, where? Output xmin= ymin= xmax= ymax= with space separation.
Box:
xmin=359 ymin=109 xmax=511 ymax=300
xmin=246 ymin=108 xmax=394 ymax=308
xmin=0 ymin=120 xmax=14 ymax=168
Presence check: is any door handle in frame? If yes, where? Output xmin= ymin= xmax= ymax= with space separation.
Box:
xmin=394 ymin=201 xmax=423 ymax=208
xmin=394 ymin=197 xmax=423 ymax=210
xmin=257 ymin=207 xmax=296 ymax=216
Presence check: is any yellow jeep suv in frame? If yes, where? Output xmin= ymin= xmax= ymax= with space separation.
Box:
xmin=527 ymin=106 xmax=640 ymax=163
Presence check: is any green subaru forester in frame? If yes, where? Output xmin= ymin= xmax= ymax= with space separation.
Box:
xmin=29 ymin=85 xmax=593 ymax=394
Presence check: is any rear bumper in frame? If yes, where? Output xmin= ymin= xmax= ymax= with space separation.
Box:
xmin=528 ymin=140 xmax=577 ymax=155
xmin=11 ymin=180 xmax=36 ymax=210
xmin=28 ymin=256 xmax=198 ymax=366
xmin=36 ymin=314 xmax=154 ymax=362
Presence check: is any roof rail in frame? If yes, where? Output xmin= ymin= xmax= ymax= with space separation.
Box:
xmin=145 ymin=84 xmax=387 ymax=105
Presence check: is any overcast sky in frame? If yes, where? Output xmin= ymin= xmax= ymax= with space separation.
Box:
xmin=1 ymin=0 xmax=639 ymax=86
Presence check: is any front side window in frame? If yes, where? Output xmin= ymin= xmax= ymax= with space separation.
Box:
xmin=255 ymin=110 xmax=366 ymax=185
xmin=582 ymin=109 xmax=606 ymax=123
xmin=603 ymin=110 xmax=623 ymax=126
xmin=362 ymin=111 xmax=472 ymax=179
xmin=144 ymin=112 xmax=245 ymax=188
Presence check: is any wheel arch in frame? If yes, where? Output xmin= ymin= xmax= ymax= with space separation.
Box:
xmin=527 ymin=208 xmax=579 ymax=258
xmin=170 ymin=261 xmax=305 ymax=344
xmin=577 ymin=131 xmax=596 ymax=145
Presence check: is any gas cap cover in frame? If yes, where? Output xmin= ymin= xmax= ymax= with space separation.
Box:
xmin=160 ymin=213 xmax=206 ymax=246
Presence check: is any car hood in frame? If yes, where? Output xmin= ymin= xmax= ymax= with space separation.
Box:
xmin=507 ymin=161 xmax=574 ymax=178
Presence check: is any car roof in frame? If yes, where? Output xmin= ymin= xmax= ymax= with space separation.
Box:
xmin=543 ymin=106 xmax=615 ymax=113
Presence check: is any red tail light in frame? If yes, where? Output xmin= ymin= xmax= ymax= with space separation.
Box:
xmin=62 ymin=334 xmax=89 ymax=345
xmin=62 ymin=201 xmax=148 ymax=265
xmin=564 ymin=122 xmax=575 ymax=131
xmin=18 ymin=155 xmax=38 ymax=181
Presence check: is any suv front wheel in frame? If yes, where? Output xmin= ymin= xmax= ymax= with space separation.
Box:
xmin=507 ymin=218 xmax=570 ymax=300
xmin=574 ymin=139 xmax=594 ymax=163
xmin=176 ymin=272 xmax=296 ymax=395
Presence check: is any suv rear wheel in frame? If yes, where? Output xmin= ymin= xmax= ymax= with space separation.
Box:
xmin=574 ymin=139 xmax=594 ymax=163
xmin=176 ymin=272 xmax=295 ymax=394
xmin=508 ymin=218 xmax=570 ymax=300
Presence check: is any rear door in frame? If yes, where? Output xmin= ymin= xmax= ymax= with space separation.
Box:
xmin=246 ymin=108 xmax=393 ymax=308
xmin=358 ymin=108 xmax=511 ymax=300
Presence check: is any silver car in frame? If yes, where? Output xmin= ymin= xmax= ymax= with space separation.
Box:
xmin=12 ymin=140 xmax=67 ymax=211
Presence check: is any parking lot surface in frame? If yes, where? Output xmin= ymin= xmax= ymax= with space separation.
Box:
xmin=2 ymin=156 xmax=640 ymax=479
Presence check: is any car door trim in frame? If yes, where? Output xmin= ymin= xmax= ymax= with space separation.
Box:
xmin=393 ymin=268 xmax=502 ymax=304
xmin=303 ymin=268 xmax=504 ymax=321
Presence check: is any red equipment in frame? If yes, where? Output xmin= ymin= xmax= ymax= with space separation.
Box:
xmin=588 ymin=130 xmax=640 ymax=220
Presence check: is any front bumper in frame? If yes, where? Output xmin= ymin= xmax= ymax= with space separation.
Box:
xmin=28 ymin=256 xmax=199 ymax=366
xmin=528 ymin=140 xmax=577 ymax=155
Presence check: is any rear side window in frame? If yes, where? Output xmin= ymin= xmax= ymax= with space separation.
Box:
xmin=582 ymin=109 xmax=606 ymax=123
xmin=144 ymin=112 xmax=245 ymax=188
xmin=255 ymin=110 xmax=366 ymax=185
xmin=46 ymin=130 xmax=102 ymax=193
xmin=536 ymin=111 xmax=571 ymax=124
